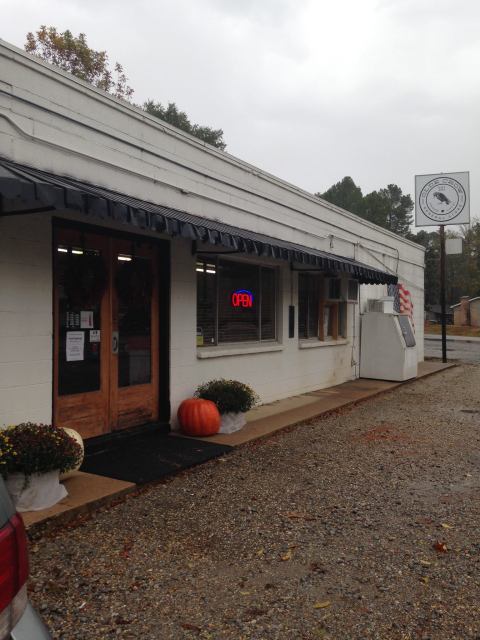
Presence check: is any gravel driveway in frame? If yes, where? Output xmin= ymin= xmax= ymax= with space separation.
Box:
xmin=29 ymin=364 xmax=480 ymax=639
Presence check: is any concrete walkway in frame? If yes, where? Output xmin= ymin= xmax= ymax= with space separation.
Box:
xmin=22 ymin=471 xmax=135 ymax=531
xmin=193 ymin=360 xmax=454 ymax=447
xmin=23 ymin=360 xmax=453 ymax=533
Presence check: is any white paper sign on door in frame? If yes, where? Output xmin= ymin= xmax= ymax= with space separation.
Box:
xmin=80 ymin=311 xmax=94 ymax=329
xmin=66 ymin=331 xmax=85 ymax=361
xmin=89 ymin=330 xmax=101 ymax=343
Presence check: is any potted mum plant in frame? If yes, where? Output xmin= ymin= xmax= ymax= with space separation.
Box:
xmin=0 ymin=423 xmax=83 ymax=512
xmin=195 ymin=379 xmax=259 ymax=434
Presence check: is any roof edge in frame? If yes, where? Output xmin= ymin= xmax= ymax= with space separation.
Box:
xmin=0 ymin=38 xmax=423 ymax=254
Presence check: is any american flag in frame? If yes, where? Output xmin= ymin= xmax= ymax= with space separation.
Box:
xmin=388 ymin=283 xmax=415 ymax=330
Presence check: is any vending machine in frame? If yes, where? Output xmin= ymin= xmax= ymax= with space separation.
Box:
xmin=360 ymin=299 xmax=417 ymax=381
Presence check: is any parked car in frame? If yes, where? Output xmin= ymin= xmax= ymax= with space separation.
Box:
xmin=0 ymin=477 xmax=51 ymax=639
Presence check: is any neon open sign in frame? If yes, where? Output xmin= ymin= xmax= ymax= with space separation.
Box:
xmin=231 ymin=289 xmax=254 ymax=308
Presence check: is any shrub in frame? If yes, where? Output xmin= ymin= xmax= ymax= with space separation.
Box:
xmin=195 ymin=379 xmax=259 ymax=414
xmin=0 ymin=423 xmax=83 ymax=478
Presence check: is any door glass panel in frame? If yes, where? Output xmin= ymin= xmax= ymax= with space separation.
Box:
xmin=116 ymin=254 xmax=152 ymax=387
xmin=57 ymin=245 xmax=105 ymax=395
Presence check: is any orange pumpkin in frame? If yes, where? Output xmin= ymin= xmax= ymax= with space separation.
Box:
xmin=177 ymin=398 xmax=221 ymax=437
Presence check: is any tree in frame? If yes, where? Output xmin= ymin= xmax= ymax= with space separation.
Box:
xmin=454 ymin=223 xmax=480 ymax=300
xmin=409 ymin=229 xmax=440 ymax=306
xmin=409 ymin=222 xmax=480 ymax=308
xmin=25 ymin=27 xmax=228 ymax=149
xmin=319 ymin=177 xmax=413 ymax=238
xmin=317 ymin=176 xmax=364 ymax=216
xmin=363 ymin=185 xmax=413 ymax=236
xmin=143 ymin=100 xmax=226 ymax=150
xmin=25 ymin=26 xmax=134 ymax=100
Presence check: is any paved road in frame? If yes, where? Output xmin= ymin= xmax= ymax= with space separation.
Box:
xmin=424 ymin=336 xmax=480 ymax=362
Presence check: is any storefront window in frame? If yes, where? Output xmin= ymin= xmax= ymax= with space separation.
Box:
xmin=196 ymin=259 xmax=277 ymax=345
xmin=298 ymin=274 xmax=348 ymax=341
xmin=56 ymin=245 xmax=104 ymax=395
xmin=298 ymin=273 xmax=320 ymax=339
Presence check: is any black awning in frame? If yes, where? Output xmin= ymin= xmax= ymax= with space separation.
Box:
xmin=0 ymin=158 xmax=397 ymax=285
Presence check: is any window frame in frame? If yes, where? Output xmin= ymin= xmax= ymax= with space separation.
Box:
xmin=298 ymin=273 xmax=349 ymax=343
xmin=196 ymin=256 xmax=279 ymax=347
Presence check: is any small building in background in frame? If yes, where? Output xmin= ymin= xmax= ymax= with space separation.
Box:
xmin=469 ymin=298 xmax=480 ymax=327
xmin=451 ymin=296 xmax=480 ymax=327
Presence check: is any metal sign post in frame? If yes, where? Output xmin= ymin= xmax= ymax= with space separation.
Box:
xmin=439 ymin=225 xmax=447 ymax=363
xmin=415 ymin=172 xmax=470 ymax=365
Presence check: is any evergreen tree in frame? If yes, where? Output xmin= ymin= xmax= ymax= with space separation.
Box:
xmin=319 ymin=178 xmax=413 ymax=237
xmin=317 ymin=177 xmax=364 ymax=216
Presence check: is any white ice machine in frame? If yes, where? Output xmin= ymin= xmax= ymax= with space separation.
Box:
xmin=360 ymin=300 xmax=417 ymax=381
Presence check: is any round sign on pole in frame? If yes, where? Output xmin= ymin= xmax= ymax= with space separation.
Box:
xmin=415 ymin=172 xmax=469 ymax=227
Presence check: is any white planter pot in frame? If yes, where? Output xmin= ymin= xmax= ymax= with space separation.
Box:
xmin=60 ymin=427 xmax=84 ymax=480
xmin=219 ymin=412 xmax=246 ymax=434
xmin=5 ymin=470 xmax=68 ymax=512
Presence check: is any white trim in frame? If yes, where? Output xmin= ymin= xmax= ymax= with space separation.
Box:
xmin=197 ymin=343 xmax=283 ymax=359
xmin=299 ymin=339 xmax=349 ymax=349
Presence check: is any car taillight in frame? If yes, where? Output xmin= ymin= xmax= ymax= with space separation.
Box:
xmin=0 ymin=514 xmax=29 ymax=638
xmin=11 ymin=515 xmax=28 ymax=589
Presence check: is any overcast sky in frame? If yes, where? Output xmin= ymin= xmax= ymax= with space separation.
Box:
xmin=2 ymin=0 xmax=479 ymax=224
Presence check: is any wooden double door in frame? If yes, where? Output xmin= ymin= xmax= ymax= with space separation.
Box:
xmin=54 ymin=226 xmax=160 ymax=439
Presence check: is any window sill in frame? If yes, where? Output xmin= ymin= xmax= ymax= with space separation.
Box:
xmin=197 ymin=342 xmax=284 ymax=359
xmin=299 ymin=338 xmax=348 ymax=349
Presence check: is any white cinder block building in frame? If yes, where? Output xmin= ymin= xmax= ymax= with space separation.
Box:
xmin=0 ymin=40 xmax=425 ymax=441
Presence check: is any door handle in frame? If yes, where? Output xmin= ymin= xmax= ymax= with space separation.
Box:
xmin=112 ymin=331 xmax=119 ymax=354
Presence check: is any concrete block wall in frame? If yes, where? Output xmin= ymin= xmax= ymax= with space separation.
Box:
xmin=0 ymin=39 xmax=424 ymax=293
xmin=0 ymin=215 xmax=422 ymax=429
xmin=0 ymin=39 xmax=426 ymax=428
xmin=169 ymin=239 xmax=357 ymax=425
xmin=0 ymin=214 xmax=52 ymax=426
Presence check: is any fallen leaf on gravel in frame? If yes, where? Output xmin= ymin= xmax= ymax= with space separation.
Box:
xmin=240 ymin=591 xmax=251 ymax=596
xmin=281 ymin=549 xmax=293 ymax=561
xmin=314 ymin=601 xmax=331 ymax=609
xmin=420 ymin=576 xmax=430 ymax=584
xmin=181 ymin=622 xmax=201 ymax=633
xmin=256 ymin=548 xmax=265 ymax=557
xmin=433 ymin=541 xmax=448 ymax=553
xmin=310 ymin=562 xmax=327 ymax=574
xmin=419 ymin=560 xmax=432 ymax=567
xmin=283 ymin=511 xmax=315 ymax=521
xmin=441 ymin=523 xmax=453 ymax=529
xmin=119 ymin=539 xmax=134 ymax=558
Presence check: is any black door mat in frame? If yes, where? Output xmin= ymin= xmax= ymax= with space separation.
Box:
xmin=81 ymin=431 xmax=232 ymax=484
